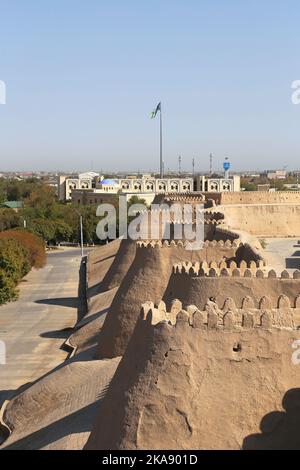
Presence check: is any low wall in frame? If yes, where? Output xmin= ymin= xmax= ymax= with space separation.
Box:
xmin=221 ymin=204 xmax=300 ymax=237
xmin=220 ymin=191 xmax=300 ymax=205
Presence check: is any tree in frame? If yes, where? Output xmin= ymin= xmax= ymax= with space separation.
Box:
xmin=29 ymin=218 xmax=56 ymax=242
xmin=54 ymin=220 xmax=73 ymax=243
xmin=25 ymin=185 xmax=56 ymax=218
xmin=0 ymin=208 xmax=21 ymax=231
xmin=242 ymin=182 xmax=257 ymax=191
xmin=0 ymin=188 xmax=6 ymax=204
xmin=81 ymin=207 xmax=99 ymax=244
xmin=127 ymin=195 xmax=147 ymax=206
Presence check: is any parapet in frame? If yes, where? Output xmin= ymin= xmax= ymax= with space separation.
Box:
xmin=163 ymin=193 xmax=206 ymax=203
xmin=141 ymin=295 xmax=300 ymax=330
xmin=136 ymin=239 xmax=241 ymax=249
xmin=204 ymin=211 xmax=225 ymax=220
xmin=204 ymin=219 xmax=224 ymax=225
xmin=172 ymin=262 xmax=296 ymax=278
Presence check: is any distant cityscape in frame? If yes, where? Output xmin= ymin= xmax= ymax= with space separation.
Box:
xmin=0 ymin=163 xmax=299 ymax=210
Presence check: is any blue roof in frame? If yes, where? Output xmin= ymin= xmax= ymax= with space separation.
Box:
xmin=100 ymin=178 xmax=117 ymax=185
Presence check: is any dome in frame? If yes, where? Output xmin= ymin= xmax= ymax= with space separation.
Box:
xmin=100 ymin=178 xmax=117 ymax=185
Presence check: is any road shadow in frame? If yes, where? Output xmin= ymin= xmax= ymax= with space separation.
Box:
xmin=35 ymin=297 xmax=78 ymax=308
xmin=37 ymin=257 xmax=87 ymax=342
xmin=40 ymin=327 xmax=73 ymax=339
xmin=243 ymin=388 xmax=300 ymax=449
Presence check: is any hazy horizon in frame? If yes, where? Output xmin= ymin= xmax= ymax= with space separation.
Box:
xmin=0 ymin=1 xmax=299 ymax=173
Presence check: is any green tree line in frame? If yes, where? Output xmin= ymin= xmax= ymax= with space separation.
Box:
xmin=0 ymin=179 xmax=101 ymax=245
xmin=0 ymin=178 xmax=147 ymax=245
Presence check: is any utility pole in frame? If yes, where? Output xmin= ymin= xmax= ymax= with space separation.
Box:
xmin=209 ymin=153 xmax=213 ymax=175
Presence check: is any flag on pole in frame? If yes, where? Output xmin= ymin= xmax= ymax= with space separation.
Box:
xmin=151 ymin=102 xmax=161 ymax=119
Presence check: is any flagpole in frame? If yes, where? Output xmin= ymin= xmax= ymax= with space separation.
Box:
xmin=160 ymin=103 xmax=163 ymax=178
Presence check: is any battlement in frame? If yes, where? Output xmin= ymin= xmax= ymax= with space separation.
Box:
xmin=204 ymin=211 xmax=225 ymax=219
xmin=164 ymin=193 xmax=205 ymax=202
xmin=136 ymin=207 xmax=226 ymax=226
xmin=141 ymin=295 xmax=300 ymax=330
xmin=136 ymin=239 xmax=241 ymax=249
xmin=172 ymin=261 xmax=297 ymax=278
xmin=204 ymin=219 xmax=224 ymax=225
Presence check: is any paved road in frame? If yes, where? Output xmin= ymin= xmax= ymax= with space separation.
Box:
xmin=262 ymin=237 xmax=300 ymax=273
xmin=0 ymin=248 xmax=86 ymax=404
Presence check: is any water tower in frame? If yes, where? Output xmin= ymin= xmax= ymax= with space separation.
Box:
xmin=223 ymin=157 xmax=231 ymax=179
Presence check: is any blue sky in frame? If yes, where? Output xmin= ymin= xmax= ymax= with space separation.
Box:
xmin=0 ymin=0 xmax=299 ymax=172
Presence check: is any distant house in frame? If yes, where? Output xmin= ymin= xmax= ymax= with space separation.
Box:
xmin=267 ymin=170 xmax=287 ymax=180
xmin=1 ymin=201 xmax=24 ymax=212
xmin=57 ymin=172 xmax=101 ymax=201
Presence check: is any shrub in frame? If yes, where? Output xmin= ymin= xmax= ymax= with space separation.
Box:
xmin=0 ymin=229 xmax=46 ymax=269
xmin=0 ymin=239 xmax=30 ymax=283
xmin=0 ymin=268 xmax=18 ymax=304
